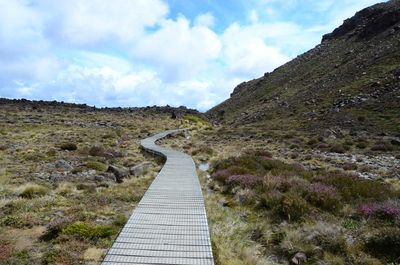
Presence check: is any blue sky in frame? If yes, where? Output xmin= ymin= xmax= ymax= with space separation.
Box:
xmin=0 ymin=0 xmax=384 ymax=111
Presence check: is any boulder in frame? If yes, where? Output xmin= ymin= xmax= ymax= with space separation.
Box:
xmin=391 ymin=139 xmax=400 ymax=146
xmin=100 ymin=172 xmax=117 ymax=182
xmin=107 ymin=165 xmax=128 ymax=183
xmin=130 ymin=162 xmax=152 ymax=177
xmin=291 ymin=252 xmax=307 ymax=265
xmin=55 ymin=160 xmax=73 ymax=171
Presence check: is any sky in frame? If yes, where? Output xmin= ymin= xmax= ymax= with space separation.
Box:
xmin=0 ymin=0 xmax=384 ymax=111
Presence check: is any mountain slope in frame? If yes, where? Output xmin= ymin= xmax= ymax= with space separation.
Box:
xmin=207 ymin=0 xmax=400 ymax=135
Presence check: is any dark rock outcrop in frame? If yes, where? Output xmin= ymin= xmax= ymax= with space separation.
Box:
xmin=323 ymin=1 xmax=400 ymax=42
xmin=107 ymin=165 xmax=129 ymax=183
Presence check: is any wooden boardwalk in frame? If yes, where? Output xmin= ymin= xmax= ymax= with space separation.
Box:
xmin=102 ymin=130 xmax=214 ymax=265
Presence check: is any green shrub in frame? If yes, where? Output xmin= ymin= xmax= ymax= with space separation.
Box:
xmin=364 ymin=227 xmax=400 ymax=262
xmin=86 ymin=161 xmax=107 ymax=172
xmin=289 ymin=144 xmax=299 ymax=149
xmin=371 ymin=142 xmax=393 ymax=152
xmin=316 ymin=234 xmax=348 ymax=255
xmin=88 ymin=145 xmax=105 ymax=156
xmin=258 ymin=190 xmax=283 ymax=210
xmin=19 ymin=184 xmax=48 ymax=199
xmin=1 ymin=215 xmax=21 ymax=227
xmin=113 ymin=214 xmax=128 ymax=227
xmin=342 ymin=219 xmax=361 ymax=231
xmin=60 ymin=142 xmax=77 ymax=151
xmin=76 ymin=183 xmax=96 ymax=193
xmin=329 ymin=144 xmax=347 ymax=154
xmin=22 ymin=151 xmax=47 ymax=161
xmin=42 ymin=248 xmax=61 ymax=265
xmin=191 ymin=146 xmax=214 ymax=156
xmin=356 ymin=142 xmax=368 ymax=149
xmin=184 ymin=115 xmax=208 ymax=124
xmin=63 ymin=221 xmax=114 ymax=240
xmin=317 ymin=172 xmax=396 ymax=202
xmin=303 ymin=183 xmax=341 ymax=212
xmin=277 ymin=192 xmax=310 ymax=221
xmin=307 ymin=138 xmax=318 ymax=146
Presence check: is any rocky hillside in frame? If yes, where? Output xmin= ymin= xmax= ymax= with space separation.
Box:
xmin=207 ymin=0 xmax=400 ymax=135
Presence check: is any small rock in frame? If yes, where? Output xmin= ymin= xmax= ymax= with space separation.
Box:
xmin=35 ymin=172 xmax=50 ymax=180
xmin=107 ymin=165 xmax=128 ymax=183
xmin=103 ymin=149 xmax=125 ymax=158
xmin=55 ymin=160 xmax=73 ymax=171
xmin=49 ymin=172 xmax=66 ymax=182
xmin=291 ymin=252 xmax=307 ymax=265
xmin=94 ymin=175 xmax=106 ymax=182
xmin=250 ymin=229 xmax=263 ymax=241
xmin=130 ymin=162 xmax=152 ymax=177
xmin=80 ymin=170 xmax=96 ymax=178
xmin=101 ymin=172 xmax=117 ymax=182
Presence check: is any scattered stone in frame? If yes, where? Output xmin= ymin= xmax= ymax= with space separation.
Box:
xmin=49 ymin=172 xmax=67 ymax=182
xmin=94 ymin=175 xmax=106 ymax=182
xmin=55 ymin=160 xmax=73 ymax=171
xmin=291 ymin=252 xmax=307 ymax=265
xmin=107 ymin=165 xmax=128 ymax=183
xmin=130 ymin=162 xmax=152 ymax=177
xmin=35 ymin=172 xmax=50 ymax=180
xmin=80 ymin=170 xmax=97 ymax=179
xmin=102 ymin=172 xmax=117 ymax=182
xmin=103 ymin=149 xmax=125 ymax=158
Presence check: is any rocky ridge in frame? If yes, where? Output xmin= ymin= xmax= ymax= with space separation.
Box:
xmin=207 ymin=0 xmax=400 ymax=135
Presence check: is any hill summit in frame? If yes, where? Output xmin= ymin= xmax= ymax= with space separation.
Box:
xmin=207 ymin=0 xmax=400 ymax=135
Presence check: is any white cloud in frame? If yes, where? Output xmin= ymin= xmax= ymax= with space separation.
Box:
xmin=194 ymin=13 xmax=215 ymax=28
xmin=133 ymin=15 xmax=222 ymax=81
xmin=38 ymin=0 xmax=168 ymax=45
xmin=0 ymin=0 xmax=386 ymax=111
xmin=222 ymin=24 xmax=289 ymax=77
xmin=249 ymin=10 xmax=259 ymax=23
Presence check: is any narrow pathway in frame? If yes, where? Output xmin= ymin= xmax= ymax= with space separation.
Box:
xmin=102 ymin=130 xmax=214 ymax=265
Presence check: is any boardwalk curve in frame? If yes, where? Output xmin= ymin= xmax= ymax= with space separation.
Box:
xmin=102 ymin=129 xmax=215 ymax=265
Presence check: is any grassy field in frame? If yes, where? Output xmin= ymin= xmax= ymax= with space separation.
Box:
xmin=1 ymin=102 xmax=399 ymax=264
xmin=161 ymin=124 xmax=400 ymax=265
xmin=0 ymin=103 xmax=184 ymax=264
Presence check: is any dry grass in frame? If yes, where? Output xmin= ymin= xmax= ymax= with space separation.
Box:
xmin=0 ymin=103 xmax=183 ymax=264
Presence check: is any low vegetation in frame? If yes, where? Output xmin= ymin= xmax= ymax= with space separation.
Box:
xmin=0 ymin=101 xmax=184 ymax=264
xmin=204 ymin=150 xmax=400 ymax=264
xmin=160 ymin=123 xmax=400 ymax=265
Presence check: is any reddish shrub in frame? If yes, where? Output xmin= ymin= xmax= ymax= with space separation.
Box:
xmin=226 ymin=175 xmax=262 ymax=189
xmin=211 ymin=166 xmax=251 ymax=183
xmin=358 ymin=200 xmax=400 ymax=222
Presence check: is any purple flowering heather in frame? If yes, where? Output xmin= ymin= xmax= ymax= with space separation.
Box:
xmin=226 ymin=175 xmax=262 ymax=189
xmin=211 ymin=169 xmax=231 ymax=182
xmin=307 ymin=183 xmax=338 ymax=195
xmin=359 ymin=200 xmax=400 ymax=221
xmin=46 ymin=217 xmax=72 ymax=231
